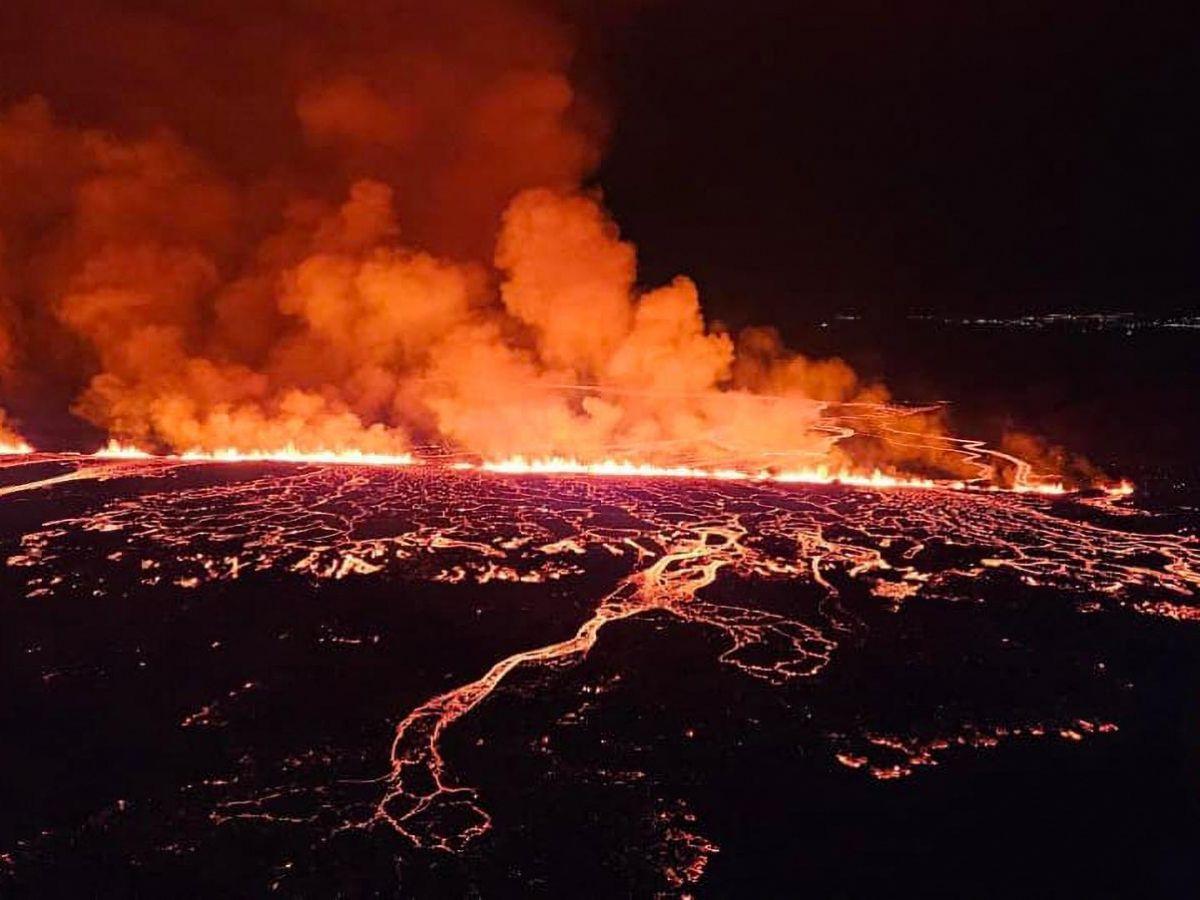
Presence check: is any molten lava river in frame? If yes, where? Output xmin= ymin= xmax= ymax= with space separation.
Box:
xmin=1 ymin=452 xmax=1197 ymax=894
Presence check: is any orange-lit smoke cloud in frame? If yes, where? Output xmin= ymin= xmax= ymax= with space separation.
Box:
xmin=0 ymin=0 xmax=890 ymax=470
xmin=0 ymin=255 xmax=22 ymax=446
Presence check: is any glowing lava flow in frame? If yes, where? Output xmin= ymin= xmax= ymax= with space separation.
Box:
xmin=471 ymin=455 xmax=931 ymax=486
xmin=363 ymin=512 xmax=828 ymax=851
xmin=178 ymin=446 xmax=415 ymax=466
xmin=0 ymin=439 xmax=33 ymax=455
xmin=50 ymin=403 xmax=1123 ymax=495
xmin=92 ymin=440 xmax=156 ymax=459
xmin=1105 ymin=480 xmax=1135 ymax=499
xmin=80 ymin=443 xmax=1073 ymax=494
xmin=5 ymin=459 xmax=1196 ymax=890
xmin=92 ymin=439 xmax=415 ymax=467
xmin=464 ymin=455 xmax=1071 ymax=494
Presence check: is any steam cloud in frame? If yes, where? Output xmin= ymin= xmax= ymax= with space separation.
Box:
xmin=0 ymin=0 xmax=919 ymax=474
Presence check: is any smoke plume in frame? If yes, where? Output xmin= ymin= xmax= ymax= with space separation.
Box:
xmin=0 ymin=0 xmax=936 ymax=475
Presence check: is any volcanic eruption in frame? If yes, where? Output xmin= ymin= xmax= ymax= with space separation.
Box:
xmin=0 ymin=0 xmax=1094 ymax=492
xmin=3 ymin=2 xmax=1194 ymax=897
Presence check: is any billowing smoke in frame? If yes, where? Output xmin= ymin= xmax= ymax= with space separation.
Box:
xmin=0 ymin=0 xmax=893 ymax=472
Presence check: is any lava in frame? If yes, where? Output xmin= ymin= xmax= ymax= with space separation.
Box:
xmin=1105 ymin=480 xmax=1135 ymax=499
xmin=74 ymin=432 xmax=1088 ymax=496
xmin=470 ymin=455 xmax=944 ymax=490
xmin=5 ymin=455 xmax=1194 ymax=886
xmin=362 ymin=502 xmax=831 ymax=851
xmin=0 ymin=439 xmax=33 ymax=455
xmin=832 ymin=719 xmax=1122 ymax=782
xmin=92 ymin=440 xmax=156 ymax=459
xmin=4 ymin=394 xmax=1117 ymax=496
xmin=179 ymin=446 xmax=415 ymax=467
xmin=93 ymin=440 xmax=416 ymax=467
xmin=0 ymin=4 xmax=1186 ymax=891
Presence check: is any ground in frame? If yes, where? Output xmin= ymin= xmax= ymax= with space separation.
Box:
xmin=1 ymin=454 xmax=1197 ymax=895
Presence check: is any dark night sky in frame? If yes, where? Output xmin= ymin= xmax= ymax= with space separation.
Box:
xmin=593 ymin=1 xmax=1199 ymax=324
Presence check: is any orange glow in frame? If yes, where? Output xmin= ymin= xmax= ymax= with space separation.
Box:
xmin=179 ymin=445 xmax=416 ymax=466
xmin=478 ymin=456 xmax=760 ymax=481
xmin=1001 ymin=481 xmax=1067 ymax=496
xmin=93 ymin=439 xmax=415 ymax=466
xmin=1105 ymin=480 xmax=1135 ymax=499
xmin=0 ymin=439 xmax=33 ymax=455
xmin=12 ymin=450 xmax=1179 ymax=861
xmin=74 ymin=443 xmax=1100 ymax=493
xmin=463 ymin=455 xmax=1068 ymax=493
xmin=93 ymin=440 xmax=155 ymax=459
xmin=0 ymin=12 xmax=1122 ymax=509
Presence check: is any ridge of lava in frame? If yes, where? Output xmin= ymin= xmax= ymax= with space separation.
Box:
xmin=0 ymin=440 xmax=1129 ymax=496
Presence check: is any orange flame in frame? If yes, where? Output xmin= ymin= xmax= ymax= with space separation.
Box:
xmin=178 ymin=445 xmax=415 ymax=466
xmin=92 ymin=440 xmax=156 ymax=459
xmin=1002 ymin=481 xmax=1067 ymax=496
xmin=1104 ymin=480 xmax=1135 ymax=499
xmin=0 ymin=16 xmax=1129 ymax=505
xmin=0 ymin=439 xmax=34 ymax=455
xmin=81 ymin=444 xmax=1083 ymax=493
xmin=92 ymin=439 xmax=414 ymax=467
xmin=466 ymin=455 xmax=967 ymax=491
